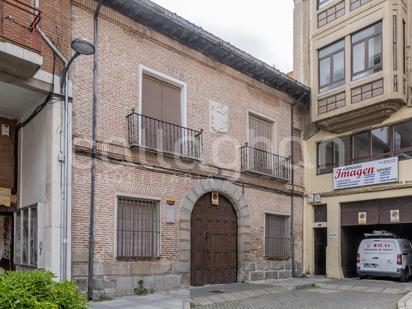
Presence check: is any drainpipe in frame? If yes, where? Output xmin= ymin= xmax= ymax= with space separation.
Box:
xmin=290 ymin=92 xmax=308 ymax=277
xmin=36 ymin=25 xmax=70 ymax=281
xmin=87 ymin=0 xmax=103 ymax=301
xmin=290 ymin=102 xmax=296 ymax=277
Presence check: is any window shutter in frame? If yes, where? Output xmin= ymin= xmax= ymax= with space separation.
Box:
xmin=248 ymin=115 xmax=273 ymax=151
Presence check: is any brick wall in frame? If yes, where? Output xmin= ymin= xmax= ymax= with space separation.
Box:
xmin=71 ymin=0 xmax=304 ymax=297
xmin=0 ymin=0 xmax=71 ymax=74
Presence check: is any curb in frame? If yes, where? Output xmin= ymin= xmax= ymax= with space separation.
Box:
xmin=398 ymin=291 xmax=412 ymax=309
xmin=283 ymin=282 xmax=316 ymax=291
xmin=183 ymin=299 xmax=192 ymax=309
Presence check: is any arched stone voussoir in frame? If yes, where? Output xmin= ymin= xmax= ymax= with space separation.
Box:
xmin=179 ymin=179 xmax=252 ymax=283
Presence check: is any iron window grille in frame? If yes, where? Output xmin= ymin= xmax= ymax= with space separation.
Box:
xmin=117 ymin=197 xmax=160 ymax=259
xmin=265 ymin=213 xmax=290 ymax=259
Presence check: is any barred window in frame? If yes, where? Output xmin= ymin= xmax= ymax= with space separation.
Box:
xmin=117 ymin=197 xmax=160 ymax=259
xmin=14 ymin=204 xmax=38 ymax=267
xmin=265 ymin=214 xmax=290 ymax=259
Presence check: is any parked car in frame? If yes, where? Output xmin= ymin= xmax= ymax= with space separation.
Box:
xmin=357 ymin=231 xmax=412 ymax=282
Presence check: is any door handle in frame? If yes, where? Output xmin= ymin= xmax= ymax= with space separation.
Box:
xmin=204 ymin=231 xmax=209 ymax=240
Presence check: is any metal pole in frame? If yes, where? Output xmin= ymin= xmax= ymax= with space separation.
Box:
xmin=88 ymin=0 xmax=103 ymax=300
xmin=62 ymin=73 xmax=69 ymax=281
xmin=290 ymin=102 xmax=295 ymax=277
xmin=36 ymin=24 xmax=70 ymax=282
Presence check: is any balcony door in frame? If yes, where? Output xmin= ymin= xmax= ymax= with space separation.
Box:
xmin=141 ymin=74 xmax=182 ymax=153
xmin=248 ymin=115 xmax=273 ymax=175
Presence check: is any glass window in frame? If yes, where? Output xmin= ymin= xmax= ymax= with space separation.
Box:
xmin=353 ymin=132 xmax=370 ymax=162
xmin=319 ymin=40 xmax=345 ymax=91
xmin=352 ymin=22 xmax=382 ymax=80
xmin=265 ymin=214 xmax=290 ymax=258
xmin=22 ymin=209 xmax=28 ymax=265
xmin=318 ymin=141 xmax=334 ymax=174
xmin=30 ymin=208 xmax=38 ymax=266
xmin=334 ymin=136 xmax=351 ymax=166
xmin=394 ymin=121 xmax=412 ymax=150
xmin=352 ymin=42 xmax=365 ymax=74
xmin=372 ymin=127 xmax=390 ymax=158
xmin=14 ymin=205 xmax=38 ymax=266
xmin=319 ymin=58 xmax=331 ymax=88
xmin=15 ymin=211 xmax=21 ymax=264
xmin=117 ymin=197 xmax=160 ymax=258
xmin=318 ymin=0 xmax=332 ymax=8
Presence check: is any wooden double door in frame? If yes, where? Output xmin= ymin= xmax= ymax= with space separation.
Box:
xmin=191 ymin=193 xmax=237 ymax=286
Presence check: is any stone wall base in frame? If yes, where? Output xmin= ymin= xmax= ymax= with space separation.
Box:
xmin=73 ymin=274 xmax=185 ymax=298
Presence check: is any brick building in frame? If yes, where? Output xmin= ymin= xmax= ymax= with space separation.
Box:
xmin=0 ymin=0 xmax=77 ymax=281
xmin=70 ymin=0 xmax=310 ymax=298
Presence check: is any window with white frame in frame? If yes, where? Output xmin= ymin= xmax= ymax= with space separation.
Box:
xmin=14 ymin=204 xmax=38 ymax=266
xmin=139 ymin=72 xmax=191 ymax=155
xmin=265 ymin=213 xmax=290 ymax=259
xmin=117 ymin=197 xmax=160 ymax=259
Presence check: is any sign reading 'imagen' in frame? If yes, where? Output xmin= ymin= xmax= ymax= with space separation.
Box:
xmin=333 ymin=157 xmax=398 ymax=190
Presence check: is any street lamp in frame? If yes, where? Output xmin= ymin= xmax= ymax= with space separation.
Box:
xmin=61 ymin=37 xmax=96 ymax=89
xmin=61 ymin=37 xmax=95 ymax=281
xmin=37 ymin=29 xmax=95 ymax=282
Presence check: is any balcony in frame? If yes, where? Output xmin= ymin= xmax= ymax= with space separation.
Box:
xmin=127 ymin=111 xmax=203 ymax=160
xmin=0 ymin=0 xmax=43 ymax=78
xmin=240 ymin=145 xmax=291 ymax=181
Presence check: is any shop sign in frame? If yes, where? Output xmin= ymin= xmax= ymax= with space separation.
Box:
xmin=333 ymin=157 xmax=398 ymax=190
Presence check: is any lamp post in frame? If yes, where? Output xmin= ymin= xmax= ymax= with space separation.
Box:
xmin=60 ymin=37 xmax=95 ymax=281
xmin=37 ymin=26 xmax=95 ymax=281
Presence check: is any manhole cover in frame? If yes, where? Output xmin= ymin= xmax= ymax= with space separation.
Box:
xmin=209 ymin=290 xmax=225 ymax=294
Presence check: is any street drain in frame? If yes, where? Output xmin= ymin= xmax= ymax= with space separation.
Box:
xmin=209 ymin=289 xmax=225 ymax=294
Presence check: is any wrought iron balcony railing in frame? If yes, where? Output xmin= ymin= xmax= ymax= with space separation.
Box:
xmin=127 ymin=110 xmax=203 ymax=160
xmin=241 ymin=145 xmax=290 ymax=181
xmin=0 ymin=0 xmax=41 ymax=52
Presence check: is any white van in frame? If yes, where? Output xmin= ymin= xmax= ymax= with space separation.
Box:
xmin=357 ymin=232 xmax=412 ymax=282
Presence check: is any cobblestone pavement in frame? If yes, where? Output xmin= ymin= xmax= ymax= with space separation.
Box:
xmin=193 ymin=287 xmax=403 ymax=309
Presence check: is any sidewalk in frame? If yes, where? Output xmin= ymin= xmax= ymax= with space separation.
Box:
xmin=92 ymin=289 xmax=189 ymax=309
xmin=92 ymin=277 xmax=332 ymax=309
xmin=91 ymin=277 xmax=411 ymax=308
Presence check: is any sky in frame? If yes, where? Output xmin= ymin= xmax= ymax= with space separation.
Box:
xmin=150 ymin=0 xmax=294 ymax=73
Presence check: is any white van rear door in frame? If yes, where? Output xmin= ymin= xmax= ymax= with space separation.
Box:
xmin=359 ymin=239 xmax=398 ymax=273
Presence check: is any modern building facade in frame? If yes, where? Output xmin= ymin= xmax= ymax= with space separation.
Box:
xmin=0 ymin=0 xmax=72 ymax=280
xmin=294 ymin=0 xmax=412 ymax=278
xmin=70 ymin=0 xmax=309 ymax=297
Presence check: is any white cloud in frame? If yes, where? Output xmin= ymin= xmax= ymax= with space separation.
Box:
xmin=150 ymin=0 xmax=294 ymax=73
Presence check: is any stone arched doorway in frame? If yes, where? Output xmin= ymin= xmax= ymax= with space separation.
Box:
xmin=179 ymin=179 xmax=251 ymax=286
xmin=191 ymin=193 xmax=237 ymax=286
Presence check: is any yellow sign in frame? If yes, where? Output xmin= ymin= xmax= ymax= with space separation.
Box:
xmin=211 ymin=192 xmax=219 ymax=206
xmin=0 ymin=187 xmax=11 ymax=207
xmin=358 ymin=212 xmax=367 ymax=224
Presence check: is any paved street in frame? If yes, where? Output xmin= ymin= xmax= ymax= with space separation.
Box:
xmin=92 ymin=278 xmax=412 ymax=309
xmin=194 ymin=286 xmax=403 ymax=309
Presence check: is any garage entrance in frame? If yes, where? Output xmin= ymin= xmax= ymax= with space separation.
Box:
xmin=191 ymin=193 xmax=237 ymax=286
xmin=341 ymin=197 xmax=412 ymax=278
